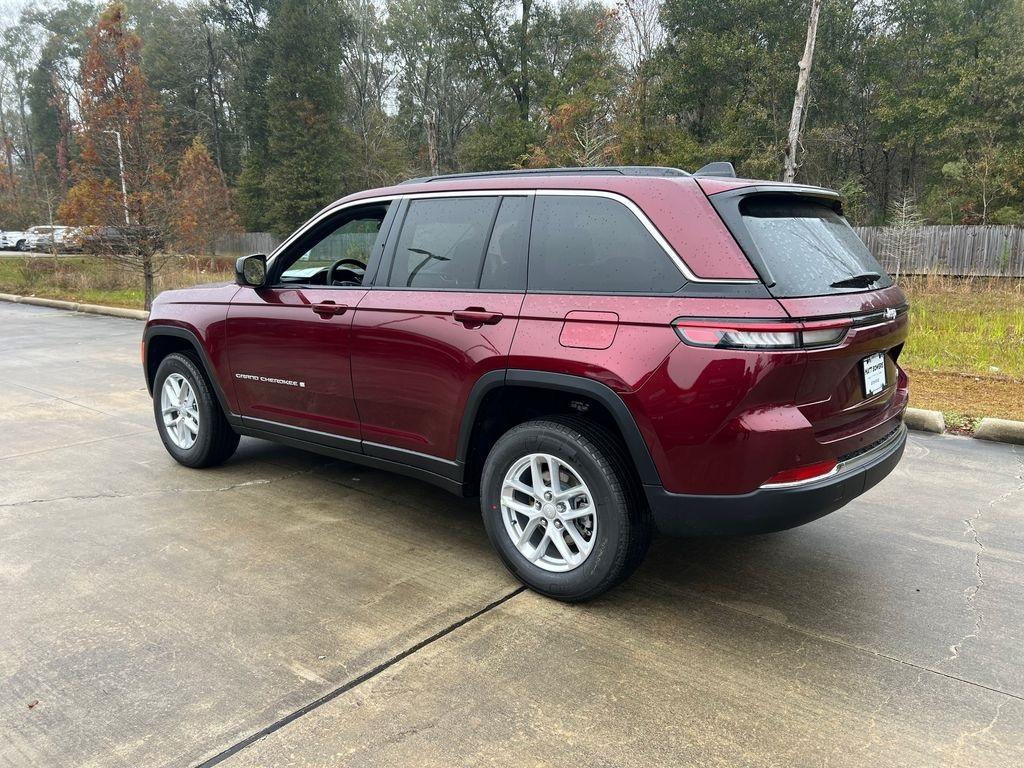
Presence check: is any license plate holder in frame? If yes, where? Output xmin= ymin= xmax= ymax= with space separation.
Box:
xmin=862 ymin=353 xmax=887 ymax=397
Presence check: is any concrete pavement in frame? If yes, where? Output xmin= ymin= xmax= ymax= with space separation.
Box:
xmin=1 ymin=301 xmax=1022 ymax=767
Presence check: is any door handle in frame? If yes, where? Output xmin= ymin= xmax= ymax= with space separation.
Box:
xmin=453 ymin=308 xmax=503 ymax=327
xmin=312 ymin=301 xmax=347 ymax=319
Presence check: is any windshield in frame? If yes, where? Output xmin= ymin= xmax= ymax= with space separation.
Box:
xmin=739 ymin=196 xmax=892 ymax=297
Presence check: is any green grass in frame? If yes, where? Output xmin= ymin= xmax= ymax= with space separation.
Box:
xmin=901 ymin=277 xmax=1024 ymax=379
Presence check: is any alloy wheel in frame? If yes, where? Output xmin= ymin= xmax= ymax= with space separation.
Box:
xmin=500 ymin=453 xmax=598 ymax=573
xmin=160 ymin=373 xmax=200 ymax=450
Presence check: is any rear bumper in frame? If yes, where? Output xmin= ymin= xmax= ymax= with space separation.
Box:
xmin=645 ymin=423 xmax=907 ymax=536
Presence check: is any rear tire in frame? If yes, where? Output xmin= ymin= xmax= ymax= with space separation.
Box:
xmin=153 ymin=352 xmax=239 ymax=468
xmin=480 ymin=417 xmax=651 ymax=602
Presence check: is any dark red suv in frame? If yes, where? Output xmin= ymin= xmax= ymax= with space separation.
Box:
xmin=143 ymin=166 xmax=909 ymax=600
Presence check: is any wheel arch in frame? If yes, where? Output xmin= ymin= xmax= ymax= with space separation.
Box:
xmin=457 ymin=369 xmax=662 ymax=493
xmin=143 ymin=325 xmax=237 ymax=424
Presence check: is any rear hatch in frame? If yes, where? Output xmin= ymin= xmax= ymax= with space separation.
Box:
xmin=705 ymin=184 xmax=909 ymax=453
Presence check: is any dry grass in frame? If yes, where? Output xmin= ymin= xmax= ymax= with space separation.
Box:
xmin=0 ymin=255 xmax=231 ymax=308
xmin=2 ymin=257 xmax=1022 ymax=424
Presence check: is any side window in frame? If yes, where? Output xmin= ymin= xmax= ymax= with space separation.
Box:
xmin=528 ymin=196 xmax=685 ymax=294
xmin=277 ymin=202 xmax=391 ymax=286
xmin=480 ymin=196 xmax=531 ymax=290
xmin=388 ymin=197 xmax=499 ymax=289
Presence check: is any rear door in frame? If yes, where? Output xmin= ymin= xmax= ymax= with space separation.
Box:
xmin=350 ymin=193 xmax=530 ymax=466
xmin=708 ymin=189 xmax=909 ymax=448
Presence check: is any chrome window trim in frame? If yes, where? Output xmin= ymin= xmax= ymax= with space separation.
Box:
xmin=269 ymin=188 xmax=759 ymax=286
xmin=267 ymin=194 xmax=399 ymax=270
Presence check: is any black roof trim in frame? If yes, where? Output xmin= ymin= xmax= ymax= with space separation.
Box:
xmin=400 ymin=166 xmax=690 ymax=184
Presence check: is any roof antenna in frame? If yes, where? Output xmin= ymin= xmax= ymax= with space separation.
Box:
xmin=694 ymin=162 xmax=737 ymax=178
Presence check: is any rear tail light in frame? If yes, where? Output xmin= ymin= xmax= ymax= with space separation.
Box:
xmin=763 ymin=459 xmax=838 ymax=486
xmin=673 ymin=318 xmax=850 ymax=350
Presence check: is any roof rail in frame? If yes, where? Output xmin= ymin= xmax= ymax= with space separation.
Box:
xmin=693 ymin=161 xmax=737 ymax=178
xmin=400 ymin=166 xmax=690 ymax=184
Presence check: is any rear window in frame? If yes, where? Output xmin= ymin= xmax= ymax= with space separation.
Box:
xmin=739 ymin=196 xmax=892 ymax=297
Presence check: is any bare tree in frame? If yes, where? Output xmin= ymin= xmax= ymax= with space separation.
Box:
xmin=882 ymin=192 xmax=925 ymax=282
xmin=783 ymin=0 xmax=822 ymax=183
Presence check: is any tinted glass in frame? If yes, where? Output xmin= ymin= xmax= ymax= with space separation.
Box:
xmin=740 ymin=196 xmax=893 ymax=297
xmin=389 ymin=197 xmax=499 ymax=289
xmin=480 ymin=196 xmax=531 ymax=290
xmin=528 ymin=196 xmax=684 ymax=293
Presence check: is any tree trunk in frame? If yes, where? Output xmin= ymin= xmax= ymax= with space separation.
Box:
xmin=518 ymin=0 xmax=532 ymax=121
xmin=143 ymin=255 xmax=155 ymax=311
xmin=783 ymin=0 xmax=822 ymax=183
xmin=426 ymin=110 xmax=439 ymax=175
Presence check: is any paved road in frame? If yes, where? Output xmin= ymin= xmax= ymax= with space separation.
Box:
xmin=1 ymin=301 xmax=1022 ymax=768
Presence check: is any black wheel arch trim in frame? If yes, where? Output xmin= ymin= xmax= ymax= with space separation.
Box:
xmin=143 ymin=325 xmax=240 ymax=427
xmin=457 ymin=369 xmax=663 ymax=486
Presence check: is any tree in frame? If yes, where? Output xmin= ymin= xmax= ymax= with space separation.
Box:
xmin=783 ymin=0 xmax=822 ymax=181
xmin=59 ymin=2 xmax=174 ymax=309
xmin=882 ymin=192 xmax=924 ymax=281
xmin=259 ymin=0 xmax=351 ymax=235
xmin=172 ymin=137 xmax=240 ymax=259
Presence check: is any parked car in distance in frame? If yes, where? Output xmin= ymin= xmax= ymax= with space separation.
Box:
xmin=0 ymin=228 xmax=30 ymax=251
xmin=66 ymin=224 xmax=164 ymax=254
xmin=26 ymin=225 xmax=76 ymax=252
xmin=142 ymin=164 xmax=910 ymax=601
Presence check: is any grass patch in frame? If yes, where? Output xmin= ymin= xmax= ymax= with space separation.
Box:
xmin=901 ymin=275 xmax=1024 ymax=379
xmin=900 ymin=276 xmax=1024 ymax=423
xmin=0 ymin=254 xmax=229 ymax=309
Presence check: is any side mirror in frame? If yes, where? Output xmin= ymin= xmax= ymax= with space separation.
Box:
xmin=235 ymin=254 xmax=267 ymax=287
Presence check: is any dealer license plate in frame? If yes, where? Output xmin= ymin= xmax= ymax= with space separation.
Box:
xmin=862 ymin=353 xmax=887 ymax=397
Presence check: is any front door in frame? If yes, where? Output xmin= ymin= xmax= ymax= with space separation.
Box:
xmin=225 ymin=200 xmax=395 ymax=443
xmin=351 ymin=194 xmax=531 ymax=464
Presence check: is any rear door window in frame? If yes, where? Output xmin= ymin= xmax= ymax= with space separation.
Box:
xmin=528 ymin=196 xmax=685 ymax=294
xmin=738 ymin=196 xmax=893 ymax=297
xmin=480 ymin=196 xmax=531 ymax=290
xmin=388 ymin=197 xmax=499 ymax=289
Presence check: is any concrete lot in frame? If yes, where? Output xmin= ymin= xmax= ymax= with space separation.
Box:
xmin=1 ymin=300 xmax=1022 ymax=768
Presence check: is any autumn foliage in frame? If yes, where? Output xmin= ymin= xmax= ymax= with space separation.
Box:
xmin=172 ymin=139 xmax=240 ymax=256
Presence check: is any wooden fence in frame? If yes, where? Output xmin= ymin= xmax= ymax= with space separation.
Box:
xmin=213 ymin=232 xmax=281 ymax=259
xmin=853 ymin=225 xmax=1024 ymax=277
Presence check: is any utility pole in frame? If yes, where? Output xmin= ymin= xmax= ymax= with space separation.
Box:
xmin=103 ymin=129 xmax=130 ymax=226
xmin=783 ymin=0 xmax=822 ymax=183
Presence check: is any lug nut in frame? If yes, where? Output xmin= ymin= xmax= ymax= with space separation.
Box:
xmin=554 ymin=520 xmax=563 ymax=529
xmin=544 ymin=491 xmax=553 ymax=501
xmin=557 ymin=503 xmax=566 ymax=512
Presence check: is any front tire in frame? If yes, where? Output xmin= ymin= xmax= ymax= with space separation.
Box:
xmin=153 ymin=352 xmax=239 ymax=468
xmin=480 ymin=417 xmax=651 ymax=602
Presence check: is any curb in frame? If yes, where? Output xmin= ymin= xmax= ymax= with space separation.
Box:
xmin=974 ymin=418 xmax=1024 ymax=446
xmin=0 ymin=292 xmax=148 ymax=320
xmin=904 ymin=407 xmax=945 ymax=434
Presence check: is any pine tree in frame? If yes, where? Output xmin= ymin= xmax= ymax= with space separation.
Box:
xmin=260 ymin=0 xmax=351 ymax=236
xmin=172 ymin=138 xmax=240 ymax=259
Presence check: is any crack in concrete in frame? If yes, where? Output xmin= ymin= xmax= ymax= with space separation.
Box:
xmin=948 ymin=508 xmax=986 ymax=662
xmin=193 ymin=586 xmax=526 ymax=767
xmin=0 ymin=464 xmax=335 ymax=509
xmin=685 ymin=587 xmax=1024 ymax=704
xmin=955 ymin=699 xmax=1007 ymax=750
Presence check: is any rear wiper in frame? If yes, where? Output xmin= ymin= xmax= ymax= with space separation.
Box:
xmin=830 ymin=272 xmax=880 ymax=288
